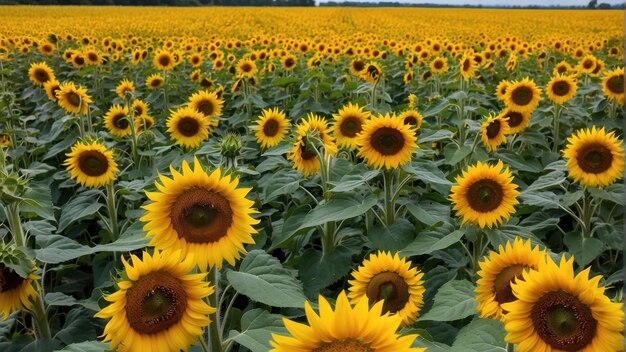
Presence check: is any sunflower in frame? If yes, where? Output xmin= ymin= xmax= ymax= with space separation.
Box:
xmin=430 ymin=56 xmax=449 ymax=74
xmin=95 ymin=250 xmax=215 ymax=352
xmin=288 ymin=113 xmax=337 ymax=176
xmin=64 ymin=140 xmax=119 ymax=188
xmin=103 ymin=105 xmax=132 ymax=137
xmin=188 ymin=90 xmax=223 ymax=125
xmin=577 ymin=55 xmax=597 ymax=75
xmin=0 ymin=265 xmax=38 ymax=320
xmin=398 ymin=110 xmax=423 ymax=131
xmin=28 ymin=62 xmax=55 ymax=86
xmin=505 ymin=53 xmax=518 ymax=72
xmin=135 ymin=115 xmax=154 ymax=133
xmin=602 ymin=67 xmax=624 ymax=106
xmin=153 ymin=50 xmax=175 ymax=71
xmin=562 ymin=126 xmax=624 ymax=188
xmin=546 ymin=74 xmax=577 ymax=105
xmin=502 ymin=256 xmax=624 ymax=352
xmin=236 ymin=58 xmax=257 ymax=78
xmin=496 ymin=80 xmax=510 ymax=102
xmin=348 ymin=251 xmax=425 ymax=326
xmin=361 ymin=62 xmax=382 ymax=84
xmin=84 ymin=49 xmax=102 ymax=65
xmin=255 ymin=107 xmax=290 ymax=149
xmin=449 ymin=160 xmax=520 ymax=228
xmin=70 ymin=53 xmax=86 ymax=68
xmin=56 ymin=82 xmax=92 ymax=115
xmin=504 ymin=77 xmax=542 ymax=114
xmin=0 ymin=134 xmax=10 ymax=148
xmin=331 ymin=103 xmax=371 ymax=149
xmin=189 ymin=53 xmax=203 ymax=67
xmin=140 ymin=158 xmax=259 ymax=270
xmin=146 ymin=73 xmax=164 ymax=90
xmin=553 ymin=61 xmax=574 ymax=76
xmin=459 ymin=53 xmax=476 ymax=80
xmin=498 ymin=108 xmax=530 ymax=135
xmin=270 ymin=291 xmax=424 ymax=352
xmin=356 ymin=113 xmax=417 ymax=170
xmin=475 ymin=237 xmax=545 ymax=321
xmin=116 ymin=79 xmax=135 ymax=100
xmin=43 ymin=80 xmax=61 ymax=102
xmin=166 ymin=106 xmax=211 ymax=149
xmin=281 ymin=54 xmax=297 ymax=71
xmin=131 ymin=99 xmax=149 ymax=118
xmin=481 ymin=113 xmax=510 ymax=152
xmin=350 ymin=58 xmax=366 ymax=76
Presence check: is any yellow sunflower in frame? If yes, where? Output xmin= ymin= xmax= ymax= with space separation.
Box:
xmin=135 ymin=115 xmax=154 ymax=133
xmin=188 ymin=90 xmax=223 ymax=125
xmin=288 ymin=113 xmax=337 ymax=177
xmin=502 ymin=256 xmax=624 ymax=352
xmin=459 ymin=53 xmax=477 ymax=80
xmin=43 ymin=80 xmax=61 ymax=102
xmin=153 ymin=50 xmax=175 ymax=71
xmin=140 ymin=158 xmax=259 ymax=270
xmin=0 ymin=134 xmax=11 ymax=148
xmin=562 ymin=126 xmax=624 ymax=188
xmin=28 ymin=62 xmax=55 ymax=86
xmin=577 ymin=55 xmax=597 ymax=75
xmin=56 ymin=82 xmax=92 ymax=116
xmin=504 ymin=77 xmax=542 ymax=114
xmin=481 ymin=113 xmax=510 ymax=152
xmin=553 ymin=61 xmax=574 ymax=76
xmin=236 ymin=58 xmax=257 ymax=78
xmin=547 ymin=75 xmax=578 ymax=105
xmin=103 ymin=105 xmax=131 ymax=137
xmin=348 ymin=251 xmax=425 ymax=326
xmin=0 ymin=265 xmax=38 ymax=320
xmin=430 ymin=56 xmax=449 ymax=74
xmin=281 ymin=55 xmax=298 ymax=71
xmin=131 ymin=99 xmax=149 ymax=118
xmin=398 ymin=110 xmax=423 ymax=131
xmin=70 ymin=53 xmax=86 ymax=69
xmin=64 ymin=140 xmax=119 ymax=188
xmin=146 ymin=73 xmax=164 ymax=90
xmin=361 ymin=62 xmax=382 ymax=84
xmin=255 ymin=107 xmax=290 ymax=149
xmin=166 ymin=107 xmax=211 ymax=149
xmin=356 ymin=113 xmax=417 ymax=170
xmin=350 ymin=58 xmax=366 ymax=76
xmin=449 ymin=160 xmax=520 ymax=228
xmin=602 ymin=67 xmax=624 ymax=106
xmin=498 ymin=108 xmax=531 ymax=135
xmin=270 ymin=291 xmax=424 ymax=352
xmin=331 ymin=103 xmax=371 ymax=149
xmin=496 ymin=80 xmax=510 ymax=102
xmin=116 ymin=79 xmax=135 ymax=100
xmin=475 ymin=237 xmax=545 ymax=321
xmin=95 ymin=250 xmax=215 ymax=352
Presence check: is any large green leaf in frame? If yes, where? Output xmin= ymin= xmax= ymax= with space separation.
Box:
xmin=57 ymin=193 xmax=104 ymax=232
xmin=299 ymin=246 xmax=353 ymax=298
xmin=420 ymin=280 xmax=477 ymax=321
xmin=450 ymin=318 xmax=506 ymax=352
xmin=563 ymin=233 xmax=604 ymax=267
xmin=60 ymin=341 xmax=108 ymax=352
xmin=368 ymin=218 xmax=414 ymax=252
xmin=226 ymin=309 xmax=288 ymax=352
xmin=401 ymin=227 xmax=464 ymax=257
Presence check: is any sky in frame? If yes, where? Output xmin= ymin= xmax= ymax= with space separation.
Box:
xmin=317 ymin=0 xmax=624 ymax=5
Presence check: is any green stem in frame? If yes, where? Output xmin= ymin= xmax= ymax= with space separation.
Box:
xmin=207 ymin=267 xmax=222 ymax=352
xmin=506 ymin=342 xmax=515 ymax=352
xmin=31 ymin=294 xmax=51 ymax=340
xmin=581 ymin=188 xmax=593 ymax=238
xmin=198 ymin=336 xmax=210 ymax=352
xmin=552 ymin=103 xmax=561 ymax=153
xmin=6 ymin=202 xmax=26 ymax=247
xmin=105 ymin=182 xmax=119 ymax=242
xmin=125 ymin=98 xmax=140 ymax=167
xmin=383 ymin=168 xmax=396 ymax=226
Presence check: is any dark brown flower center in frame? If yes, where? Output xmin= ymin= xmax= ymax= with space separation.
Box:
xmin=0 ymin=264 xmax=24 ymax=293
xmin=366 ymin=271 xmax=410 ymax=314
xmin=313 ymin=339 xmax=374 ymax=352
xmin=78 ymin=150 xmax=109 ymax=177
xmin=552 ymin=81 xmax=571 ymax=97
xmin=467 ymin=179 xmax=504 ymax=212
xmin=177 ymin=117 xmax=200 ymax=137
xmin=557 ymin=65 xmax=567 ymax=74
xmin=113 ymin=113 xmax=129 ymax=129
xmin=582 ymin=59 xmax=594 ymax=70
xmin=511 ymin=86 xmax=533 ymax=106
xmin=371 ymin=127 xmax=405 ymax=156
xmin=504 ymin=111 xmax=523 ymax=128
xmin=74 ymin=56 xmax=84 ymax=66
xmin=403 ymin=114 xmax=419 ymax=127
xmin=170 ymin=188 xmax=233 ymax=243
xmin=150 ymin=78 xmax=163 ymax=87
xmin=493 ymin=264 xmax=526 ymax=305
xmin=462 ymin=58 xmax=471 ymax=71
xmin=284 ymin=58 xmax=295 ymax=68
xmin=339 ymin=116 xmax=362 ymax=138
xmin=196 ymin=100 xmax=214 ymax=117
xmin=352 ymin=60 xmax=365 ymax=72
xmin=606 ymin=74 xmax=624 ymax=94
xmin=134 ymin=105 xmax=144 ymax=117
xmin=125 ymin=271 xmax=187 ymax=335
xmin=241 ymin=63 xmax=252 ymax=72
xmin=367 ymin=65 xmax=380 ymax=79
xmin=34 ymin=69 xmax=50 ymax=83
xmin=576 ymin=142 xmax=613 ymax=174
xmin=263 ymin=118 xmax=280 ymax=137
xmin=88 ymin=53 xmax=98 ymax=62
xmin=159 ymin=55 xmax=170 ymax=67
xmin=434 ymin=60 xmax=444 ymax=70
xmin=67 ymin=92 xmax=82 ymax=108
xmin=486 ymin=119 xmax=501 ymax=139
xmin=531 ymin=291 xmax=597 ymax=351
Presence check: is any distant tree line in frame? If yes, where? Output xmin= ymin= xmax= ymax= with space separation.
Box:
xmin=320 ymin=1 xmax=625 ymax=8
xmin=0 ymin=0 xmax=315 ymax=6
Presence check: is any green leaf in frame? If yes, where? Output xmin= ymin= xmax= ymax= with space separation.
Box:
xmin=519 ymin=191 xmax=561 ymax=210
xmin=423 ymin=99 xmax=449 ymax=117
xmin=404 ymin=161 xmax=452 ymax=195
xmin=495 ymin=150 xmax=543 ymax=173
xmin=401 ymin=227 xmax=464 ymax=257
xmin=262 ymin=142 xmax=293 ymax=156
xmin=45 ymin=292 xmax=99 ymax=311
xmin=270 ymin=206 xmax=311 ymax=250
xmin=330 ymin=167 xmax=379 ymax=193
xmin=419 ymin=129 xmax=454 ymax=144
xmin=413 ymin=336 xmax=451 ymax=351
xmin=368 ymin=218 xmax=414 ymax=252
xmin=299 ymin=246 xmax=353 ymax=298
xmin=420 ymin=280 xmax=477 ymax=321
xmin=450 ymin=318 xmax=506 ymax=352
xmin=227 ymin=250 xmax=307 ymax=308
xmin=446 ymin=146 xmax=472 ymax=165
xmin=271 ymin=76 xmax=300 ymax=87
xmin=299 ymin=193 xmax=377 ymax=229
xmin=226 ymin=309 xmax=288 ymax=352
xmin=57 ymin=193 xmax=104 ymax=232
xmin=55 ymin=308 xmax=98 ymax=345
xmin=405 ymin=202 xmax=451 ymax=226
xmin=60 ymin=341 xmax=108 ymax=352
xmin=563 ymin=233 xmax=604 ymax=267
xmin=20 ymin=182 xmax=55 ymax=221
xmin=525 ymin=170 xmax=566 ymax=192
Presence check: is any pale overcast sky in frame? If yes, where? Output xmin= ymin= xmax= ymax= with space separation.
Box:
xmin=317 ymin=0 xmax=624 ymax=5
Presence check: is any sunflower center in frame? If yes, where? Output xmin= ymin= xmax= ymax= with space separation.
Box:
xmin=531 ymin=291 xmax=597 ymax=351
xmin=134 ymin=106 xmax=144 ymax=117
xmin=557 ymin=65 xmax=567 ymax=74
xmin=300 ymin=137 xmax=317 ymax=160
xmin=352 ymin=60 xmax=365 ymax=72
xmin=125 ymin=271 xmax=187 ymax=335
xmin=242 ymin=63 xmax=252 ymax=72
xmin=34 ymin=69 xmax=50 ymax=83
xmin=340 ymin=116 xmax=362 ymax=137
xmin=434 ymin=60 xmax=443 ymax=69
xmin=285 ymin=58 xmax=295 ymax=67
xmin=68 ymin=92 xmax=82 ymax=108
xmin=486 ymin=120 xmax=501 ymax=139
xmin=367 ymin=65 xmax=380 ymax=78
xmin=78 ymin=150 xmax=109 ymax=177
xmin=88 ymin=53 xmax=98 ymax=61
xmin=366 ymin=272 xmax=410 ymax=314
xmin=462 ymin=59 xmax=471 ymax=71
xmin=607 ymin=75 xmax=624 ymax=94
xmin=467 ymin=179 xmax=504 ymax=212
xmin=493 ymin=264 xmax=526 ymax=305
xmin=582 ymin=60 xmax=593 ymax=69
xmin=504 ymin=111 xmax=523 ymax=128
xmin=171 ymin=188 xmax=233 ymax=243
xmin=150 ymin=79 xmax=162 ymax=87
xmin=403 ymin=115 xmax=418 ymax=126
xmin=371 ymin=127 xmax=405 ymax=156
xmin=74 ymin=56 xmax=85 ymax=65
xmin=263 ymin=119 xmax=280 ymax=137
xmin=313 ymin=339 xmax=374 ymax=352
xmin=159 ymin=55 xmax=170 ymax=67
xmin=177 ymin=117 xmax=200 ymax=137
xmin=576 ymin=142 xmax=613 ymax=174
xmin=511 ymin=86 xmax=533 ymax=106
xmin=113 ymin=113 xmax=129 ymax=129
xmin=0 ymin=265 xmax=24 ymax=293
xmin=197 ymin=100 xmax=214 ymax=117
xmin=552 ymin=81 xmax=571 ymax=96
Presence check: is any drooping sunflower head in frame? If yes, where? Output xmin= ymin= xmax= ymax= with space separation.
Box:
xmin=95 ymin=250 xmax=216 ymax=352
xmin=450 ymin=160 xmax=520 ymax=228
xmin=0 ymin=264 xmax=38 ymax=320
xmin=602 ymin=67 xmax=624 ymax=106
xmin=255 ymin=107 xmax=290 ymax=150
xmin=502 ymin=256 xmax=624 ymax=352
xmin=140 ymin=158 xmax=259 ymax=270
xmin=236 ymin=58 xmax=257 ymax=78
xmin=481 ymin=113 xmax=510 ymax=152
xmin=348 ymin=251 xmax=425 ymax=326
xmin=475 ymin=237 xmax=546 ymax=321
xmin=134 ymin=114 xmax=154 ymax=133
xmin=270 ymin=291 xmax=425 ymax=352
xmin=43 ymin=80 xmax=61 ymax=102
xmin=562 ymin=126 xmax=624 ymax=188
xmin=361 ymin=62 xmax=382 ymax=84
xmin=153 ymin=50 xmax=175 ymax=71
xmin=331 ymin=102 xmax=371 ymax=149
xmin=116 ymin=78 xmax=135 ymax=100
xmin=56 ymin=81 xmax=92 ymax=116
xmin=504 ymin=77 xmax=542 ymax=114
xmin=547 ymin=74 xmax=578 ymax=105
xmin=498 ymin=108 xmax=531 ymax=135
xmin=28 ymin=62 xmax=55 ymax=86
xmin=146 ymin=73 xmax=164 ymax=90
xmin=459 ymin=53 xmax=477 ymax=80
xmin=356 ymin=113 xmax=417 ymax=170
xmin=166 ymin=106 xmax=211 ymax=150
xmin=398 ymin=110 xmax=423 ymax=131
xmin=496 ymin=80 xmax=510 ymax=102
xmin=288 ymin=114 xmax=337 ymax=176
xmin=64 ymin=140 xmax=119 ymax=188
xmin=104 ymin=104 xmax=131 ymax=137
xmin=188 ymin=90 xmax=223 ymax=123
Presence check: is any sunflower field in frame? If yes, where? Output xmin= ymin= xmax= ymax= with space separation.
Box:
xmin=0 ymin=5 xmax=624 ymax=352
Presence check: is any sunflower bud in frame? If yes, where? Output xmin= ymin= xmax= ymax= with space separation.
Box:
xmin=220 ymin=133 xmax=242 ymax=159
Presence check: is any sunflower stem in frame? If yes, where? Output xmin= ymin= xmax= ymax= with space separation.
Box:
xmin=105 ymin=182 xmax=119 ymax=242
xmin=125 ymin=97 xmax=140 ymax=167
xmin=506 ymin=342 xmax=515 ymax=352
xmin=198 ymin=335 xmax=210 ymax=352
xmin=6 ymin=202 xmax=26 ymax=247
xmin=552 ymin=103 xmax=562 ymax=153
xmin=207 ymin=266 xmax=222 ymax=352
xmin=76 ymin=115 xmax=85 ymax=139
xmin=581 ymin=188 xmax=594 ymax=238
xmin=31 ymin=291 xmax=51 ymax=340
xmin=383 ymin=168 xmax=396 ymax=226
